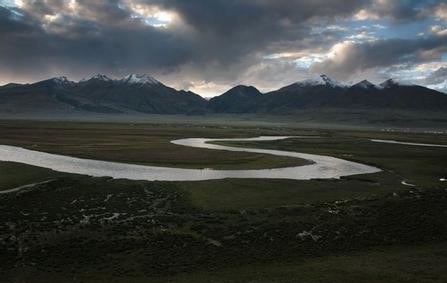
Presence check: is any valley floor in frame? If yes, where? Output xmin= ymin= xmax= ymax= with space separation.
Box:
xmin=0 ymin=120 xmax=446 ymax=282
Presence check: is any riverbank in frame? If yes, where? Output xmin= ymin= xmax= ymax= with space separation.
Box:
xmin=0 ymin=136 xmax=379 ymax=181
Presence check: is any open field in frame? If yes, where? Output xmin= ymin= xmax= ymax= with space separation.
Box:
xmin=0 ymin=162 xmax=64 ymax=190
xmin=213 ymin=130 xmax=447 ymax=187
xmin=2 ymin=109 xmax=447 ymax=130
xmin=0 ymin=120 xmax=309 ymax=171
xmin=0 ymin=120 xmax=446 ymax=282
xmin=0 ymin=120 xmax=445 ymax=209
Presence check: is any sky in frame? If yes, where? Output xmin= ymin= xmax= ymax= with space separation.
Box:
xmin=0 ymin=0 xmax=447 ymax=97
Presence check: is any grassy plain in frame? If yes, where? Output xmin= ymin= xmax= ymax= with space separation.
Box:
xmin=0 ymin=120 xmax=446 ymax=282
xmin=0 ymin=120 xmax=308 ymax=170
xmin=0 ymin=162 xmax=63 ymax=190
xmin=0 ymin=121 xmax=446 ymax=208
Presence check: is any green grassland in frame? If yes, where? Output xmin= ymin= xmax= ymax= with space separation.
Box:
xmin=0 ymin=120 xmax=308 ymax=170
xmin=0 ymin=162 xmax=64 ymax=190
xmin=0 ymin=121 xmax=446 ymax=208
xmin=0 ymin=120 xmax=446 ymax=282
xmin=177 ymin=173 xmax=400 ymax=211
xmin=212 ymin=130 xmax=447 ymax=187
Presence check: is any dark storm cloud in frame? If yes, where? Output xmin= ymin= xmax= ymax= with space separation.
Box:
xmin=425 ymin=67 xmax=447 ymax=84
xmin=310 ymin=34 xmax=447 ymax=81
xmin=19 ymin=0 xmax=130 ymax=24
xmin=150 ymin=0 xmax=365 ymax=34
xmin=363 ymin=0 xmax=433 ymax=21
xmin=0 ymin=3 xmax=194 ymax=79
xmin=0 ymin=5 xmax=41 ymax=33
xmin=119 ymin=0 xmax=370 ymax=72
xmin=0 ymin=0 xmax=370 ymax=84
xmin=0 ymin=0 xmax=445 ymax=94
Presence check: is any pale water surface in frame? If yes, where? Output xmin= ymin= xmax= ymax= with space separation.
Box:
xmin=0 ymin=136 xmax=381 ymax=181
xmin=371 ymin=139 xmax=447 ymax=148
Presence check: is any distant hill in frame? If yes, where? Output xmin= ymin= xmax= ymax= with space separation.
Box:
xmin=1 ymin=74 xmax=446 ymax=117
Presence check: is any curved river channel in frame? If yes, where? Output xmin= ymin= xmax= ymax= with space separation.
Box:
xmin=0 ymin=136 xmax=381 ymax=181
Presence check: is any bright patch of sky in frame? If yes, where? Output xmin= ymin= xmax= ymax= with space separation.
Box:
xmin=294 ymin=55 xmax=325 ymax=69
xmin=127 ymin=3 xmax=175 ymax=28
xmin=428 ymin=81 xmax=447 ymax=90
xmin=378 ymin=19 xmax=440 ymax=39
xmin=188 ymin=81 xmax=232 ymax=98
xmin=394 ymin=67 xmax=430 ymax=81
xmin=131 ymin=11 xmax=173 ymax=27
xmin=0 ymin=0 xmax=16 ymax=6
xmin=0 ymin=0 xmax=23 ymax=20
xmin=318 ymin=17 xmax=441 ymax=41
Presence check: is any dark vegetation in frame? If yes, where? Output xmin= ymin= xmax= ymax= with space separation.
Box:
xmin=0 ymin=162 xmax=64 ymax=190
xmin=0 ymin=176 xmax=446 ymax=282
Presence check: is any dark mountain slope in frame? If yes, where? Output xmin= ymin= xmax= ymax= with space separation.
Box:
xmin=0 ymin=77 xmax=81 ymax=115
xmin=208 ymin=85 xmax=262 ymax=113
xmin=217 ymin=75 xmax=447 ymax=113
xmin=68 ymin=74 xmax=207 ymax=114
xmin=257 ymin=76 xmax=347 ymax=112
xmin=1 ymin=74 xmax=446 ymax=117
xmin=0 ymin=74 xmax=208 ymax=115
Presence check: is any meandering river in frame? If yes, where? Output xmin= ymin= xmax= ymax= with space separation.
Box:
xmin=370 ymin=139 xmax=447 ymax=148
xmin=0 ymin=136 xmax=381 ymax=181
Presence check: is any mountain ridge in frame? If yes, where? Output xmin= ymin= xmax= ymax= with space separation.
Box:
xmin=0 ymin=74 xmax=208 ymax=115
xmin=0 ymin=74 xmax=446 ymax=116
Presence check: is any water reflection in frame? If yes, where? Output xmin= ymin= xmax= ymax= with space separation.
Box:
xmin=0 ymin=136 xmax=380 ymax=181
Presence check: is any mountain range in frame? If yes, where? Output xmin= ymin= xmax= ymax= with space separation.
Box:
xmin=1 ymin=74 xmax=446 ymax=116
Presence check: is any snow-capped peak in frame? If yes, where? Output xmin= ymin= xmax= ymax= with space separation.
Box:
xmin=354 ymin=80 xmax=377 ymax=89
xmin=51 ymin=76 xmax=73 ymax=86
xmin=121 ymin=74 xmax=160 ymax=85
xmin=320 ymin=74 xmax=342 ymax=87
xmin=90 ymin=74 xmax=112 ymax=81
xmin=296 ymin=75 xmax=346 ymax=88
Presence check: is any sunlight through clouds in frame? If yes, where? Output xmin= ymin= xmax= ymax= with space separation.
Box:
xmin=0 ymin=0 xmax=445 ymax=94
xmin=126 ymin=2 xmax=177 ymax=28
